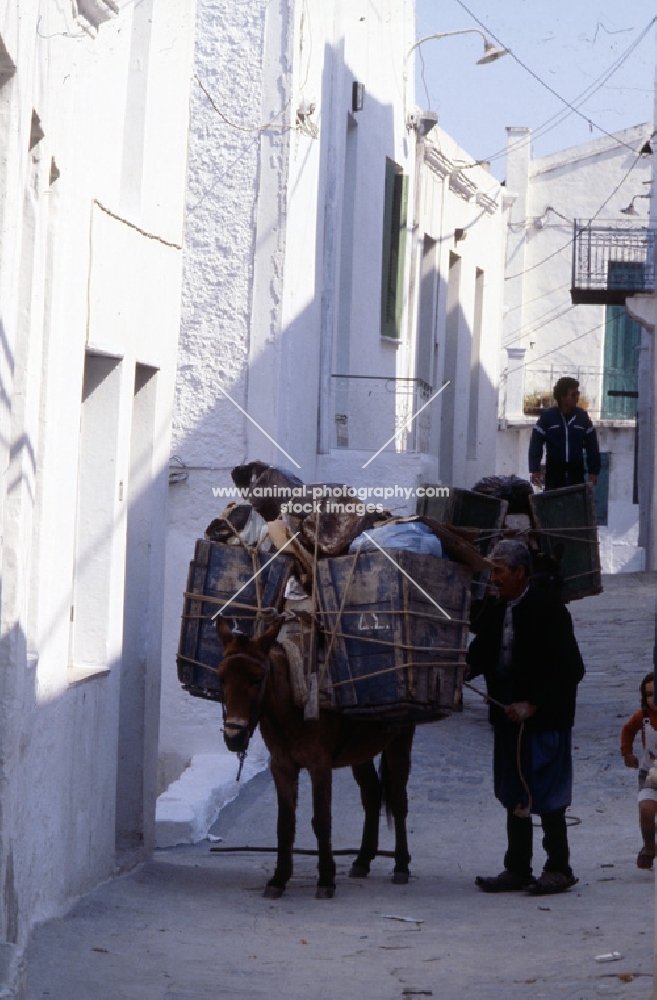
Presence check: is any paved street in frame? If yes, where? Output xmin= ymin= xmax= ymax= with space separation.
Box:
xmin=27 ymin=574 xmax=657 ymax=999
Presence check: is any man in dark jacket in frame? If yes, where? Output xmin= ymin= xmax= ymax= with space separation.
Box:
xmin=528 ymin=376 xmax=600 ymax=490
xmin=468 ymin=540 xmax=585 ymax=895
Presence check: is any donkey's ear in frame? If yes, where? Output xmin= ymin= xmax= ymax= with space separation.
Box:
xmin=215 ymin=616 xmax=234 ymax=645
xmin=257 ymin=617 xmax=284 ymax=653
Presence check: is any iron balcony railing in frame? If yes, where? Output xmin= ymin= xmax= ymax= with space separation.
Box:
xmin=523 ymin=366 xmax=637 ymax=420
xmin=331 ymin=375 xmax=431 ymax=453
xmin=571 ymin=220 xmax=656 ymax=304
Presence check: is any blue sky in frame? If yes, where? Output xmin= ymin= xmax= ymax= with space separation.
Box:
xmin=414 ymin=0 xmax=655 ymax=179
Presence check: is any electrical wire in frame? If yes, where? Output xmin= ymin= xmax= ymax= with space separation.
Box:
xmin=195 ymin=75 xmax=295 ymax=134
xmin=505 ymin=149 xmax=645 ymax=281
xmin=502 ymin=150 xmax=649 ymax=359
xmin=186 ymin=134 xmax=262 ymax=214
xmin=464 ymin=15 xmax=657 ymax=171
xmin=505 ymin=318 xmax=605 ymax=379
xmin=452 ymin=0 xmax=656 ymax=157
xmin=505 ymin=235 xmax=573 ymax=282
xmin=505 ymin=281 xmax=572 ymax=314
xmin=503 ymin=303 xmax=575 ymax=350
xmin=195 ymin=2 xmax=318 ymax=138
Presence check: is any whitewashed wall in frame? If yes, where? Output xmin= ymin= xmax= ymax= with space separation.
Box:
xmin=624 ymin=71 xmax=657 ymax=571
xmin=161 ymin=0 xmax=418 ymax=795
xmin=417 ymin=128 xmax=505 ymax=491
xmin=0 ymin=0 xmax=195 ymax=986
xmin=161 ymin=0 xmax=510 ymax=823
xmin=498 ymin=124 xmax=653 ymax=573
xmin=161 ymin=0 xmax=293 ymax=791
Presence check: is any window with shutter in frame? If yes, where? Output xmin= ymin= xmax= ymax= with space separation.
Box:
xmin=380 ymin=158 xmax=408 ymax=339
xmin=602 ymin=261 xmax=643 ymax=419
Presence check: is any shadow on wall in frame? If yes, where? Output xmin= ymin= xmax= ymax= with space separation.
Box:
xmin=160 ymin=35 xmax=499 ymax=783
xmin=0 ymin=314 xmax=170 ymax=954
xmin=160 ymin=38 xmax=397 ymax=778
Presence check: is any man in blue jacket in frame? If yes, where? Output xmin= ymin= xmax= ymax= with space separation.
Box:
xmin=528 ymin=377 xmax=600 ymax=490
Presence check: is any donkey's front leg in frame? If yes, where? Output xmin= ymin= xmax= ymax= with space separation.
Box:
xmin=310 ymin=764 xmax=336 ymax=898
xmin=264 ymin=756 xmax=299 ymax=899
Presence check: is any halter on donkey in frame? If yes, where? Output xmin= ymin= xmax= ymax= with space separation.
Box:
xmin=215 ymin=616 xmax=415 ymax=899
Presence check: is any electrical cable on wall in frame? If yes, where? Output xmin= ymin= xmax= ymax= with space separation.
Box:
xmin=195 ymin=3 xmax=317 ymax=140
xmin=195 ymin=75 xmax=296 ymax=134
xmin=505 ymin=280 xmax=571 ymax=315
xmin=505 ymin=147 xmax=649 ymax=281
xmin=503 ymin=303 xmax=576 ymax=351
xmin=505 ymin=318 xmax=606 ymax=379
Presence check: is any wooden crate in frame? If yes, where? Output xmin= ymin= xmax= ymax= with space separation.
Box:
xmin=416 ymin=486 xmax=507 ymax=557
xmin=416 ymin=487 xmax=506 ymax=609
xmin=529 ymin=484 xmax=602 ymax=602
xmin=316 ymin=550 xmax=471 ymax=722
xmin=177 ymin=539 xmax=293 ymax=701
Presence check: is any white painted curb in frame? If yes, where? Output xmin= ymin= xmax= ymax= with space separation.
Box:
xmin=155 ymin=739 xmax=270 ymax=848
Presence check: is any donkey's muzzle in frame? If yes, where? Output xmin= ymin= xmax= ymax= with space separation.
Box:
xmin=223 ymin=720 xmax=251 ymax=754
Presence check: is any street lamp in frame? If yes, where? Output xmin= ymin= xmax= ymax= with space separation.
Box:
xmin=620 ymin=194 xmax=651 ymax=216
xmin=406 ymin=28 xmax=508 ymax=66
xmin=404 ymin=28 xmax=508 ymax=128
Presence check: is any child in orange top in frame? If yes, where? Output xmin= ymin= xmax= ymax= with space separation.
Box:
xmin=621 ymin=672 xmax=657 ymax=869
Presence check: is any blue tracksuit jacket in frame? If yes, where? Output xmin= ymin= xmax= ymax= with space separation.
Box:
xmin=528 ymin=406 xmax=600 ymax=489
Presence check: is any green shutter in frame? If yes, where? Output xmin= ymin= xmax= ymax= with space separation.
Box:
xmin=602 ymin=261 xmax=641 ymax=419
xmin=380 ymin=160 xmax=408 ymax=340
xmin=602 ymin=305 xmax=640 ymax=419
xmin=380 ymin=159 xmax=396 ymax=339
xmin=393 ymin=173 xmax=409 ymax=340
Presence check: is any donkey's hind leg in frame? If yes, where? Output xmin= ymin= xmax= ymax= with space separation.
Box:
xmin=264 ymin=756 xmax=299 ymax=899
xmin=309 ymin=765 xmax=336 ymax=898
xmin=381 ymin=726 xmax=414 ymax=884
xmin=349 ymin=759 xmax=382 ymax=878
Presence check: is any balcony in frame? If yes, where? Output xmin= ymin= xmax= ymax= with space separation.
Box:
xmin=523 ymin=366 xmax=637 ymax=421
xmin=571 ymin=221 xmax=656 ymax=305
xmin=331 ymin=376 xmax=431 ymax=453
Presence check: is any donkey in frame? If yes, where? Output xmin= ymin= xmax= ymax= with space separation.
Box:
xmin=215 ymin=617 xmax=415 ymax=899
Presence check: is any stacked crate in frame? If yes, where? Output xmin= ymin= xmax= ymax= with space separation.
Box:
xmin=315 ymin=550 xmax=471 ymax=721
xmin=177 ymin=539 xmax=293 ymax=701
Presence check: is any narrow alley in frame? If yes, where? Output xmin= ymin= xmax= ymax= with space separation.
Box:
xmin=26 ymin=573 xmax=657 ymax=1000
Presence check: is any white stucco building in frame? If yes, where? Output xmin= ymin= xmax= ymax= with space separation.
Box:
xmin=415 ymin=128 xmax=505 ymax=490
xmin=160 ymin=0 xmax=507 ymax=839
xmin=621 ymin=74 xmax=657 ymax=571
xmin=497 ymin=124 xmax=653 ymax=573
xmin=0 ymin=1 xmax=195 ymax=990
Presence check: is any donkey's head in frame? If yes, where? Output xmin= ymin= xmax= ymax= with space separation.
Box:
xmin=216 ymin=616 xmax=284 ymax=753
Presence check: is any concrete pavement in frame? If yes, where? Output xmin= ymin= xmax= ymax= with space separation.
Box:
xmin=26 ymin=573 xmax=657 ymax=999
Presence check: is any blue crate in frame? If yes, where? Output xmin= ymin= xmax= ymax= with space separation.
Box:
xmin=316 ymin=549 xmax=471 ymax=721
xmin=177 ymin=539 xmax=293 ymax=701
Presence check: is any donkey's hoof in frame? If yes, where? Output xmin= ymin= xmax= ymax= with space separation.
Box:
xmin=392 ymin=871 xmax=409 ymax=885
xmin=263 ymin=883 xmax=285 ymax=899
xmin=315 ymin=885 xmax=335 ymax=899
xmin=349 ymin=863 xmax=370 ymax=879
